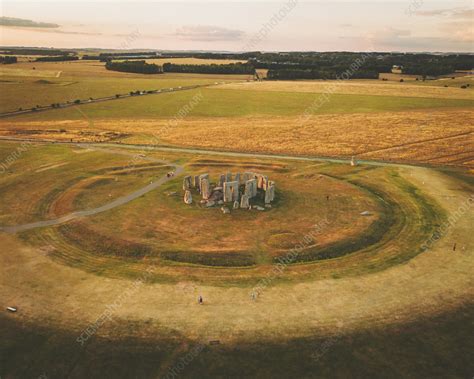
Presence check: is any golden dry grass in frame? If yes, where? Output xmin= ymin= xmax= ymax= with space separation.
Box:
xmin=2 ymin=108 xmax=472 ymax=167
xmin=218 ymin=79 xmax=474 ymax=100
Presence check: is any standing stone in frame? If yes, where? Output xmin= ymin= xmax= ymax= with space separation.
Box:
xmin=184 ymin=190 xmax=193 ymax=205
xmin=193 ymin=175 xmax=200 ymax=188
xmin=233 ymin=200 xmax=240 ymax=209
xmin=245 ymin=179 xmax=258 ymax=198
xmin=243 ymin=172 xmax=253 ymax=182
xmin=257 ymin=175 xmax=268 ymax=190
xmin=201 ymin=178 xmax=211 ymax=200
xmin=265 ymin=183 xmax=275 ymax=204
xmin=225 ymin=172 xmax=232 ymax=182
xmin=182 ymin=176 xmax=192 ymax=190
xmin=223 ymin=181 xmax=239 ymax=202
xmin=219 ymin=174 xmax=225 ymax=187
xmin=199 ymin=174 xmax=209 ymax=192
xmin=240 ymin=194 xmax=250 ymax=209
xmin=234 ymin=173 xmax=240 ymax=184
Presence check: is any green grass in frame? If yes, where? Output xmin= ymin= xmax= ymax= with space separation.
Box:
xmin=0 ymin=74 xmax=242 ymax=113
xmin=7 ymin=87 xmax=474 ymax=121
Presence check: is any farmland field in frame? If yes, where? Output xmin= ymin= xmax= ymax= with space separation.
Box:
xmin=0 ymin=60 xmax=253 ymax=112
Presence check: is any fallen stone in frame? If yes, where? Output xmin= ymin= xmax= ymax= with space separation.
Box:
xmin=221 ymin=207 xmax=230 ymax=214
xmin=240 ymin=194 xmax=250 ymax=209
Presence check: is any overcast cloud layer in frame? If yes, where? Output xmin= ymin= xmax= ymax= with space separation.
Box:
xmin=0 ymin=1 xmax=472 ymax=52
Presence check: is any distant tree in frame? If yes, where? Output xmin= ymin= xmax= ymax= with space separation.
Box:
xmin=0 ymin=56 xmax=18 ymax=64
xmin=105 ymin=60 xmax=163 ymax=74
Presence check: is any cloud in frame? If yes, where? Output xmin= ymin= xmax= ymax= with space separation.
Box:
xmin=174 ymin=25 xmax=245 ymax=41
xmin=0 ymin=16 xmax=59 ymax=28
xmin=415 ymin=7 xmax=474 ymax=19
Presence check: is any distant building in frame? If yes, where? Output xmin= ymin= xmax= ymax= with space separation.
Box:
xmin=391 ymin=65 xmax=403 ymax=74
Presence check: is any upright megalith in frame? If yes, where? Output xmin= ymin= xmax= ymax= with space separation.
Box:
xmin=265 ymin=182 xmax=275 ymax=204
xmin=257 ymin=175 xmax=268 ymax=190
xmin=199 ymin=174 xmax=209 ymax=193
xmin=245 ymin=179 xmax=258 ymax=198
xmin=243 ymin=172 xmax=253 ymax=182
xmin=193 ymin=175 xmax=200 ymax=188
xmin=225 ymin=172 xmax=232 ymax=182
xmin=183 ymin=176 xmax=192 ymax=190
xmin=240 ymin=194 xmax=250 ymax=209
xmin=201 ymin=178 xmax=211 ymax=200
xmin=184 ymin=190 xmax=193 ymax=205
xmin=223 ymin=181 xmax=239 ymax=202
xmin=234 ymin=173 xmax=241 ymax=184
xmin=218 ymin=174 xmax=225 ymax=187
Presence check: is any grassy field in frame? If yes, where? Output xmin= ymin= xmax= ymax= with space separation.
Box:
xmin=0 ymin=144 xmax=472 ymax=378
xmin=2 ymin=304 xmax=473 ymax=378
xmin=3 ymin=87 xmax=473 ymax=120
xmin=219 ymin=79 xmax=474 ymax=100
xmin=0 ymin=60 xmax=252 ymax=112
xmin=0 ymin=142 xmax=444 ymax=286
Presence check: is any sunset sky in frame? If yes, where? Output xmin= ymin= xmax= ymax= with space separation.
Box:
xmin=1 ymin=0 xmax=472 ymax=52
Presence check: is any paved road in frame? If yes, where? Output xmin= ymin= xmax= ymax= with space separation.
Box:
xmin=0 ymin=146 xmax=183 ymax=234
xmin=0 ymin=136 xmax=420 ymax=169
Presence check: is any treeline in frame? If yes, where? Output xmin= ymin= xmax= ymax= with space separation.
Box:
xmin=0 ymin=56 xmax=17 ymax=64
xmin=99 ymin=52 xmax=158 ymax=57
xmin=35 ymin=56 xmax=79 ymax=62
xmin=162 ymin=62 xmax=255 ymax=75
xmin=0 ymin=48 xmax=70 ymax=56
xmin=155 ymin=51 xmax=473 ymax=78
xmin=82 ymin=55 xmax=102 ymax=60
xmin=252 ymin=52 xmax=474 ymax=79
xmin=105 ymin=60 xmax=163 ymax=74
xmin=267 ymin=68 xmax=378 ymax=80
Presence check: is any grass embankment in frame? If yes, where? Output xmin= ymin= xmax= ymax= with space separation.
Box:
xmin=19 ymin=159 xmax=445 ymax=286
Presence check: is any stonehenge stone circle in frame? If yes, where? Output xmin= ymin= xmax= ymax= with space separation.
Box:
xmin=183 ymin=171 xmax=276 ymax=211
